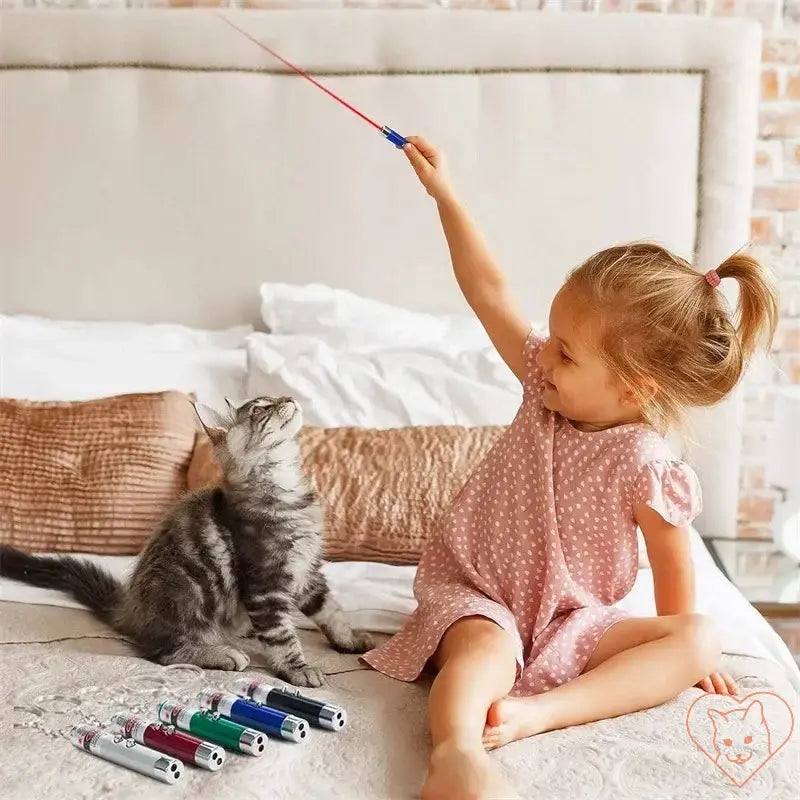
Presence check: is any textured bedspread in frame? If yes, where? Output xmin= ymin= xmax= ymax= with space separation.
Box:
xmin=1 ymin=601 xmax=799 ymax=800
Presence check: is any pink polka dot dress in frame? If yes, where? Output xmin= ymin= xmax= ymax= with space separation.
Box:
xmin=361 ymin=329 xmax=702 ymax=696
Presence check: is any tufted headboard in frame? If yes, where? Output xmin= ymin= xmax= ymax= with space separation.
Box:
xmin=0 ymin=8 xmax=762 ymax=538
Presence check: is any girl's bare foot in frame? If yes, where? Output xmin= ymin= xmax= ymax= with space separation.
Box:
xmin=422 ymin=740 xmax=520 ymax=800
xmin=482 ymin=696 xmax=549 ymax=751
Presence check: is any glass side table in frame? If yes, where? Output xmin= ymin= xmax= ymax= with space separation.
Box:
xmin=703 ymin=536 xmax=800 ymax=665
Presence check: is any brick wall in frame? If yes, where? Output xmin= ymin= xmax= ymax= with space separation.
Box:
xmin=5 ymin=0 xmax=799 ymax=540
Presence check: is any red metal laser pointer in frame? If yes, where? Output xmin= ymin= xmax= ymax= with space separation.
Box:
xmin=218 ymin=15 xmax=407 ymax=148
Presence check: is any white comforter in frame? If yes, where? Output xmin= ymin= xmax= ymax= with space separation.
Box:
xmin=3 ymin=529 xmax=798 ymax=694
xmin=2 ymin=530 xmax=800 ymax=800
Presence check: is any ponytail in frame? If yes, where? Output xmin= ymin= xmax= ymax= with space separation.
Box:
xmin=715 ymin=251 xmax=779 ymax=360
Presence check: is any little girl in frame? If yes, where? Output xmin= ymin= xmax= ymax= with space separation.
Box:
xmin=360 ymin=137 xmax=780 ymax=800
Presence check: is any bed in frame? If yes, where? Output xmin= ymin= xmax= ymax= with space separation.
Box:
xmin=1 ymin=7 xmax=799 ymax=799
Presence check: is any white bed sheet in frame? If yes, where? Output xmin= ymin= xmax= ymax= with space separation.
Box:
xmin=2 ymin=529 xmax=798 ymax=695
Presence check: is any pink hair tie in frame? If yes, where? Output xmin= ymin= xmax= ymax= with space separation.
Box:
xmin=704 ymin=269 xmax=721 ymax=288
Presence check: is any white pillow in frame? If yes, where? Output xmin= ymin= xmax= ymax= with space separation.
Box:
xmin=260 ymin=282 xmax=490 ymax=349
xmin=0 ymin=315 xmax=252 ymax=409
xmin=2 ymin=345 xmax=247 ymax=410
xmin=246 ymin=332 xmax=523 ymax=428
xmin=1 ymin=314 xmax=251 ymax=351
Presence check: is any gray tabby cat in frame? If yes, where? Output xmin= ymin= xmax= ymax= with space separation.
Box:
xmin=0 ymin=395 xmax=374 ymax=687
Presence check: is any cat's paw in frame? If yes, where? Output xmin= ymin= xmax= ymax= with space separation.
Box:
xmin=281 ymin=666 xmax=325 ymax=688
xmin=214 ymin=647 xmax=251 ymax=671
xmin=332 ymin=629 xmax=375 ymax=654
xmin=178 ymin=646 xmax=249 ymax=672
xmin=228 ymin=649 xmax=251 ymax=672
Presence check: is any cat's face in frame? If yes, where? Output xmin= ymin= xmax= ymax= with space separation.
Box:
xmin=708 ymin=701 xmax=771 ymax=766
xmin=233 ymin=396 xmax=304 ymax=445
xmin=195 ymin=395 xmax=303 ymax=455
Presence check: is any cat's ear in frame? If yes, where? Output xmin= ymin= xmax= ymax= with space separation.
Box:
xmin=708 ymin=709 xmax=725 ymax=726
xmin=743 ymin=701 xmax=765 ymax=726
xmin=193 ymin=402 xmax=229 ymax=444
xmin=224 ymin=397 xmax=237 ymax=413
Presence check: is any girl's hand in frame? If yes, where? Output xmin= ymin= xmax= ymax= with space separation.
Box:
xmin=402 ymin=136 xmax=454 ymax=202
xmin=697 ymin=671 xmax=738 ymax=695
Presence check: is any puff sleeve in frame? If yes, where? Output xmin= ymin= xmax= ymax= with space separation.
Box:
xmin=522 ymin=326 xmax=547 ymax=397
xmin=632 ymin=460 xmax=703 ymax=527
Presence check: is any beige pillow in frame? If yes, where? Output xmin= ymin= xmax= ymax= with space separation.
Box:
xmin=188 ymin=425 xmax=506 ymax=565
xmin=0 ymin=392 xmax=198 ymax=554
xmin=188 ymin=425 xmax=652 ymax=569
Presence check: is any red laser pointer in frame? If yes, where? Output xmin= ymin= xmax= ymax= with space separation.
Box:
xmin=218 ymin=15 xmax=408 ymax=148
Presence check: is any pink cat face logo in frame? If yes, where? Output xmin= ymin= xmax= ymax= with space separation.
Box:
xmin=686 ymin=692 xmax=794 ymax=787
xmin=709 ymin=701 xmax=770 ymax=767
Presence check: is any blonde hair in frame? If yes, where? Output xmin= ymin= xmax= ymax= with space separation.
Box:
xmin=564 ymin=243 xmax=779 ymax=434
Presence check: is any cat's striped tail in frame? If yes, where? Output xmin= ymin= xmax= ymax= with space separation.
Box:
xmin=0 ymin=545 xmax=122 ymax=626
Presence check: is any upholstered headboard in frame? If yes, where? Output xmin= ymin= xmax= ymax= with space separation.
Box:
xmin=0 ymin=9 xmax=762 ymax=537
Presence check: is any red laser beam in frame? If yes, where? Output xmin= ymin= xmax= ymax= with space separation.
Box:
xmin=218 ymin=15 xmax=382 ymax=132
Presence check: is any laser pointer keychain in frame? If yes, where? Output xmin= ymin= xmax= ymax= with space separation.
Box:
xmin=197 ymin=689 xmax=308 ymax=743
xmin=218 ymin=15 xmax=408 ymax=150
xmin=110 ymin=711 xmax=226 ymax=771
xmin=232 ymin=678 xmax=347 ymax=731
xmin=70 ymin=724 xmax=184 ymax=785
xmin=157 ymin=700 xmax=267 ymax=757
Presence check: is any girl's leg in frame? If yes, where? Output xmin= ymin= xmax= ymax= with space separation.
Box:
xmin=483 ymin=613 xmax=720 ymax=750
xmin=422 ymin=616 xmax=520 ymax=800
